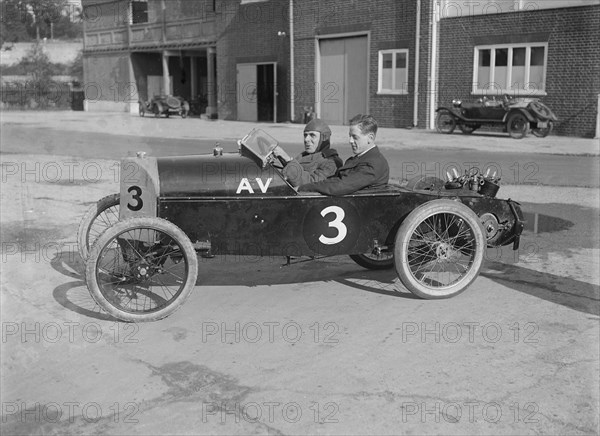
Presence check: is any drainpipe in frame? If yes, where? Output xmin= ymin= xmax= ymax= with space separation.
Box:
xmin=289 ymin=0 xmax=295 ymax=122
xmin=596 ymin=93 xmax=599 ymax=139
xmin=428 ymin=0 xmax=439 ymax=130
xmin=413 ymin=0 xmax=421 ymax=127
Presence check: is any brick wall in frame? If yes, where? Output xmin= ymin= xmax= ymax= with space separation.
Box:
xmin=215 ymin=0 xmax=290 ymax=122
xmin=292 ymin=0 xmax=433 ymax=128
xmin=438 ymin=5 xmax=600 ymax=137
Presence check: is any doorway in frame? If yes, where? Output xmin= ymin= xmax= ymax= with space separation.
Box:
xmin=236 ymin=62 xmax=277 ymax=122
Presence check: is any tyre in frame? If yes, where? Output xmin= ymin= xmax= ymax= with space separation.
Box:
xmin=153 ymin=103 xmax=162 ymax=117
xmin=532 ymin=120 xmax=554 ymax=138
xmin=507 ymin=112 xmax=529 ymax=139
xmin=528 ymin=101 xmax=554 ymax=120
xmin=350 ymin=252 xmax=394 ymax=270
xmin=394 ymin=200 xmax=485 ymax=299
xmin=77 ymin=194 xmax=120 ymax=261
xmin=85 ymin=217 xmax=198 ymax=322
xmin=181 ymin=102 xmax=190 ymax=118
xmin=138 ymin=102 xmax=145 ymax=117
xmin=436 ymin=110 xmax=456 ymax=134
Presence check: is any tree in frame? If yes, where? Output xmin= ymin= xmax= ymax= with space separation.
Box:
xmin=0 ymin=0 xmax=82 ymax=47
xmin=20 ymin=41 xmax=54 ymax=82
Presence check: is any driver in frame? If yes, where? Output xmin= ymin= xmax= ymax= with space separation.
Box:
xmin=270 ymin=119 xmax=342 ymax=187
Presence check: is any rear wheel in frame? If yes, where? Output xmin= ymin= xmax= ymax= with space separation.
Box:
xmin=436 ymin=110 xmax=456 ymax=134
xmin=394 ymin=200 xmax=485 ymax=299
xmin=507 ymin=113 xmax=529 ymax=139
xmin=85 ymin=217 xmax=198 ymax=322
xmin=350 ymin=252 xmax=394 ymax=270
xmin=532 ymin=120 xmax=553 ymax=138
xmin=77 ymin=194 xmax=120 ymax=261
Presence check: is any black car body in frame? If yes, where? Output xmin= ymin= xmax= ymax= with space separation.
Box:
xmin=436 ymin=95 xmax=557 ymax=138
xmin=139 ymin=95 xmax=190 ymax=118
xmin=79 ymin=130 xmax=524 ymax=322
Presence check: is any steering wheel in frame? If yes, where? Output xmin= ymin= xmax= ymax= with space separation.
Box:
xmin=265 ymin=146 xmax=288 ymax=168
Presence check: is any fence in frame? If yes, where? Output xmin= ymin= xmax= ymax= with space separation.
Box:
xmin=0 ymin=81 xmax=83 ymax=111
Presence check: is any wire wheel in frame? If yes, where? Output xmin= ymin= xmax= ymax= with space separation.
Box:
xmin=532 ymin=120 xmax=554 ymax=138
xmin=394 ymin=200 xmax=485 ymax=299
xmin=436 ymin=110 xmax=456 ymax=134
xmin=85 ymin=217 xmax=198 ymax=322
xmin=77 ymin=194 xmax=120 ymax=260
xmin=507 ymin=112 xmax=529 ymax=139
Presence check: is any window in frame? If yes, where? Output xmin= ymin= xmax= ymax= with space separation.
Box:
xmin=130 ymin=0 xmax=148 ymax=24
xmin=377 ymin=49 xmax=409 ymax=94
xmin=473 ymin=43 xmax=548 ymax=95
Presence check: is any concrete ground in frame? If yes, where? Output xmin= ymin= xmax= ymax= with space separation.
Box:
xmin=1 ymin=111 xmax=599 ymax=435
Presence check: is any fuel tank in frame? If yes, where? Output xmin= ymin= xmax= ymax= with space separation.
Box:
xmin=156 ymin=152 xmax=295 ymax=197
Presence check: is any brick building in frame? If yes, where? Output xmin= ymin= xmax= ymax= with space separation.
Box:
xmin=437 ymin=0 xmax=600 ymax=137
xmin=82 ymin=0 xmax=599 ymax=136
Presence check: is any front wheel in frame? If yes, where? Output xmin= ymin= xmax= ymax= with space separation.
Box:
xmin=507 ymin=113 xmax=529 ymax=139
xmin=85 ymin=217 xmax=198 ymax=322
xmin=77 ymin=194 xmax=120 ymax=260
xmin=436 ymin=110 xmax=456 ymax=134
xmin=394 ymin=200 xmax=485 ymax=299
xmin=532 ymin=120 xmax=553 ymax=138
xmin=350 ymin=252 xmax=394 ymax=270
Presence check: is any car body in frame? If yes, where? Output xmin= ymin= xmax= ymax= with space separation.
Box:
xmin=436 ymin=95 xmax=558 ymax=139
xmin=139 ymin=95 xmax=190 ymax=118
xmin=80 ymin=129 xmax=525 ymax=322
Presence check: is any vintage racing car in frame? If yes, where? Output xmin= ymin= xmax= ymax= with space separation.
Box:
xmin=78 ymin=130 xmax=524 ymax=322
xmin=139 ymin=95 xmax=190 ymax=118
xmin=436 ymin=95 xmax=557 ymax=139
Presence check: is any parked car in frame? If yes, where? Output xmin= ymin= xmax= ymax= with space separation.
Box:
xmin=139 ymin=95 xmax=190 ymax=118
xmin=436 ymin=95 xmax=557 ymax=139
xmin=78 ymin=129 xmax=524 ymax=322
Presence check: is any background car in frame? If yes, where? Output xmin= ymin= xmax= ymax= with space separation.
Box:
xmin=139 ymin=95 xmax=190 ymax=118
xmin=78 ymin=129 xmax=524 ymax=322
xmin=436 ymin=95 xmax=558 ymax=139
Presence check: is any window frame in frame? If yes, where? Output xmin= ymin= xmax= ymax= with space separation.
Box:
xmin=377 ymin=49 xmax=409 ymax=95
xmin=129 ymin=0 xmax=148 ymax=25
xmin=472 ymin=42 xmax=549 ymax=96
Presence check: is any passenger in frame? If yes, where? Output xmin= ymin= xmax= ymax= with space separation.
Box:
xmin=299 ymin=114 xmax=389 ymax=195
xmin=271 ymin=118 xmax=342 ymax=187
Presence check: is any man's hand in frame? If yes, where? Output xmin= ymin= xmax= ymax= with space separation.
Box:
xmin=271 ymin=145 xmax=291 ymax=163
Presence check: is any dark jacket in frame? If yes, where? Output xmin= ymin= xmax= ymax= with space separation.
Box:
xmin=282 ymin=148 xmax=342 ymax=187
xmin=299 ymin=146 xmax=389 ymax=195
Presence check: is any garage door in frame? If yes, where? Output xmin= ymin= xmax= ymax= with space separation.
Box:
xmin=319 ymin=36 xmax=368 ymax=125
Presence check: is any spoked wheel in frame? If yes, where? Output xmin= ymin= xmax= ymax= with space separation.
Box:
xmin=77 ymin=194 xmax=120 ymax=261
xmin=507 ymin=113 xmax=529 ymax=139
xmin=532 ymin=120 xmax=553 ymax=138
xmin=85 ymin=217 xmax=198 ymax=322
xmin=350 ymin=252 xmax=394 ymax=270
xmin=436 ymin=110 xmax=456 ymax=134
xmin=394 ymin=200 xmax=485 ymax=299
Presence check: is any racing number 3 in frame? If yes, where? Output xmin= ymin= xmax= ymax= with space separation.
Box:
xmin=319 ymin=206 xmax=347 ymax=245
xmin=127 ymin=186 xmax=143 ymax=211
